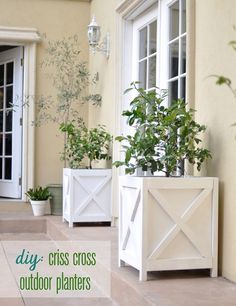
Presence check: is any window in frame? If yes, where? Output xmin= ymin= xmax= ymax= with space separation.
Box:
xmin=138 ymin=20 xmax=157 ymax=91
xmin=132 ymin=0 xmax=186 ymax=103
xmin=132 ymin=7 xmax=158 ymax=92
xmin=168 ymin=0 xmax=186 ymax=103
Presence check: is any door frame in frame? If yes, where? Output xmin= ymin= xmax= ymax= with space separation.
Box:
xmin=0 ymin=46 xmax=23 ymax=198
xmin=0 ymin=26 xmax=40 ymax=201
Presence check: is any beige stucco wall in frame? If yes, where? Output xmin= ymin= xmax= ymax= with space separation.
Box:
xmin=193 ymin=0 xmax=236 ymax=282
xmin=88 ymin=0 xmax=119 ymax=132
xmin=0 ymin=0 xmax=90 ymax=186
xmin=88 ymin=0 xmax=120 ymax=218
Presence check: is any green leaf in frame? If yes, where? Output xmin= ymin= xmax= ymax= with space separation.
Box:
xmin=123 ymin=87 xmax=133 ymax=94
xmin=229 ymin=40 xmax=236 ymax=50
xmin=215 ymin=75 xmax=232 ymax=86
xmin=125 ymin=149 xmax=132 ymax=163
xmin=115 ymin=136 xmax=125 ymax=141
xmin=113 ymin=161 xmax=124 ymax=168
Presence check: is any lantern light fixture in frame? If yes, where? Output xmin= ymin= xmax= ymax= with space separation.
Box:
xmin=87 ymin=15 xmax=110 ymax=59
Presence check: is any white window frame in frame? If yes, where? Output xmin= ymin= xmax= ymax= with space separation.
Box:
xmin=0 ymin=26 xmax=40 ymax=201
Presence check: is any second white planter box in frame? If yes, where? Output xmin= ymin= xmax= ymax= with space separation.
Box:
xmin=63 ymin=168 xmax=112 ymax=227
xmin=119 ymin=176 xmax=219 ymax=281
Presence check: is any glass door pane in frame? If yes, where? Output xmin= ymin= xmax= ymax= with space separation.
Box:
xmin=168 ymin=0 xmax=187 ymax=103
xmin=138 ymin=19 xmax=157 ymax=91
xmin=0 ymin=60 xmax=14 ymax=181
xmin=0 ymin=46 xmax=23 ymax=198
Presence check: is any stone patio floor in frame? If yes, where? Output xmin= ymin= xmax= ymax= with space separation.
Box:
xmin=0 ymin=202 xmax=236 ymax=306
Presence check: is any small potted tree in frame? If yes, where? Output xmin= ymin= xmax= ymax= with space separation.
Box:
xmin=60 ymin=120 xmax=112 ymax=227
xmin=114 ymin=83 xmax=219 ymax=281
xmin=26 ymin=187 xmax=51 ymax=217
xmin=28 ymin=35 xmax=102 ymax=216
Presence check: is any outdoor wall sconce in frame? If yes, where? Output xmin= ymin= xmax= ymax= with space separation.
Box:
xmin=87 ymin=15 xmax=110 ymax=59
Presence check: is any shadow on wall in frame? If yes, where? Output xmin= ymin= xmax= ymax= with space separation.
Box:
xmin=206 ymin=126 xmax=224 ymax=276
xmin=218 ymin=180 xmax=224 ymax=276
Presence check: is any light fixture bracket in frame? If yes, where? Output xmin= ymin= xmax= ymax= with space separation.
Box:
xmin=87 ymin=15 xmax=110 ymax=59
xmin=89 ymin=32 xmax=110 ymax=59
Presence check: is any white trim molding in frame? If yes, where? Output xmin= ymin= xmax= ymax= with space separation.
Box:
xmin=116 ymin=0 xmax=157 ymax=19
xmin=0 ymin=26 xmax=40 ymax=44
xmin=0 ymin=26 xmax=41 ymax=201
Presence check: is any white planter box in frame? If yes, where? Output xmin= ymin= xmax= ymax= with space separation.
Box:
xmin=119 ymin=176 xmax=219 ymax=281
xmin=63 ymin=168 xmax=112 ymax=227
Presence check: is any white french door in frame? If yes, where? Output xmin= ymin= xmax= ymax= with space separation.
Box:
xmin=0 ymin=47 xmax=23 ymax=198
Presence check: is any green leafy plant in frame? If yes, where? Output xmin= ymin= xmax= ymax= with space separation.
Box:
xmin=19 ymin=35 xmax=104 ymax=168
xmin=114 ymin=82 xmax=211 ymax=177
xmin=30 ymin=35 xmax=101 ymax=127
xmin=60 ymin=121 xmax=112 ymax=169
xmin=26 ymin=186 xmax=51 ymax=201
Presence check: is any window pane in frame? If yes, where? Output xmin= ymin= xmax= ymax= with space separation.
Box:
xmin=0 ymin=158 xmax=2 ymax=179
xmin=169 ymin=41 xmax=179 ymax=78
xmin=0 ymin=88 xmax=3 ymax=109
xmin=5 ymin=134 xmax=12 ymax=156
xmin=169 ymin=1 xmax=179 ymax=40
xmin=4 ymin=157 xmax=12 ymax=180
xmin=181 ymin=0 xmax=186 ymax=34
xmin=6 ymin=86 xmax=13 ymax=108
xmin=0 ymin=111 xmax=3 ymax=132
xmin=0 ymin=65 xmax=4 ymax=86
xmin=6 ymin=62 xmax=13 ymax=85
xmin=149 ymin=20 xmax=157 ymax=55
xmin=139 ymin=60 xmax=147 ymax=89
xmin=148 ymin=56 xmax=156 ymax=88
xmin=139 ymin=27 xmax=147 ymax=59
xmin=181 ymin=36 xmax=186 ymax=74
xmin=0 ymin=135 xmax=2 ymax=155
xmin=181 ymin=77 xmax=186 ymax=101
xmin=169 ymin=80 xmax=178 ymax=103
xmin=6 ymin=110 xmax=12 ymax=132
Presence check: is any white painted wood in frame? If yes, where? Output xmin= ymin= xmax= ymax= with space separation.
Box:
xmin=22 ymin=42 xmax=38 ymax=201
xmin=0 ymin=47 xmax=23 ymax=198
xmin=116 ymin=0 xmax=157 ymax=20
xmin=0 ymin=26 xmax=40 ymax=44
xmin=63 ymin=169 xmax=112 ymax=227
xmin=119 ymin=176 xmax=219 ymax=281
xmin=0 ymin=26 xmax=41 ymax=201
